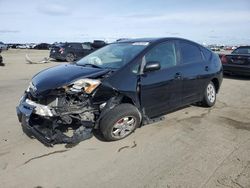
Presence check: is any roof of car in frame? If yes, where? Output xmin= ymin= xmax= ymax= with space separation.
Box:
xmin=116 ymin=37 xmax=195 ymax=44
xmin=117 ymin=38 xmax=159 ymax=43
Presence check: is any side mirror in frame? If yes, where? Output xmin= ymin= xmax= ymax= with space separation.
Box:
xmin=144 ymin=61 xmax=161 ymax=73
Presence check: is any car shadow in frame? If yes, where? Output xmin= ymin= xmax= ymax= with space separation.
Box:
xmin=49 ymin=59 xmax=66 ymax=63
xmin=93 ymin=129 xmax=108 ymax=142
xmin=92 ymin=104 xmax=199 ymax=143
xmin=223 ymin=74 xmax=250 ymax=81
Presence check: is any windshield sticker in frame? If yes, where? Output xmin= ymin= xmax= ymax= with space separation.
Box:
xmin=132 ymin=42 xmax=149 ymax=46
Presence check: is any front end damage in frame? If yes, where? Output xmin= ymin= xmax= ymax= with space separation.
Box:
xmin=16 ymin=78 xmax=113 ymax=147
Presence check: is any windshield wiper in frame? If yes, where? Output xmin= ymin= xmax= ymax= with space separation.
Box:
xmin=81 ymin=63 xmax=102 ymax=69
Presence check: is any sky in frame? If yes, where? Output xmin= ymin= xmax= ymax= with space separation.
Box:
xmin=0 ymin=0 xmax=250 ymax=45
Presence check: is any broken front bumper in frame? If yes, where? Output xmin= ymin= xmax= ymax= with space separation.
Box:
xmin=16 ymin=95 xmax=93 ymax=147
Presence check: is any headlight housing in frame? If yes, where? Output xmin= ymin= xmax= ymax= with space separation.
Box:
xmin=26 ymin=82 xmax=37 ymax=92
xmin=25 ymin=99 xmax=53 ymax=117
xmin=70 ymin=79 xmax=101 ymax=94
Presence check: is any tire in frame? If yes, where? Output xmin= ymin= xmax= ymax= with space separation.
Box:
xmin=65 ymin=53 xmax=75 ymax=62
xmin=100 ymin=103 xmax=141 ymax=141
xmin=201 ymin=81 xmax=216 ymax=107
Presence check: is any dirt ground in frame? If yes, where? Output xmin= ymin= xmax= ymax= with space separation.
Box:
xmin=0 ymin=49 xmax=249 ymax=188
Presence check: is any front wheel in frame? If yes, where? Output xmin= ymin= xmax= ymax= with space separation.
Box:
xmin=100 ymin=103 xmax=141 ymax=141
xmin=201 ymin=81 xmax=216 ymax=107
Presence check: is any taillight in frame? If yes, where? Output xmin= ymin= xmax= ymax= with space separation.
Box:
xmin=59 ymin=48 xmax=64 ymax=54
xmin=221 ymin=55 xmax=228 ymax=64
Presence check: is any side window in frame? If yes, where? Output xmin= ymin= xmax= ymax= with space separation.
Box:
xmin=75 ymin=43 xmax=82 ymax=49
xmin=69 ymin=43 xmax=81 ymax=49
xmin=179 ymin=42 xmax=202 ymax=64
xmin=82 ymin=43 xmax=92 ymax=50
xmin=145 ymin=42 xmax=177 ymax=69
xmin=201 ymin=47 xmax=212 ymax=61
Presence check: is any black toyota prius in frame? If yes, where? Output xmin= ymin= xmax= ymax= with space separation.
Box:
xmin=16 ymin=38 xmax=223 ymax=146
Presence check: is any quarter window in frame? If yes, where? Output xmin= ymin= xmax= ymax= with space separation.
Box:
xmin=145 ymin=42 xmax=177 ymax=69
xmin=179 ymin=42 xmax=202 ymax=64
xmin=201 ymin=47 xmax=212 ymax=61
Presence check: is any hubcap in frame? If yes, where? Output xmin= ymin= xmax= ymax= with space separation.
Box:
xmin=112 ymin=116 xmax=136 ymax=139
xmin=207 ymin=83 xmax=215 ymax=103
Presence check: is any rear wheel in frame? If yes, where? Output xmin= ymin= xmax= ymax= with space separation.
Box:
xmin=65 ymin=53 xmax=75 ymax=62
xmin=100 ymin=103 xmax=141 ymax=141
xmin=202 ymin=81 xmax=216 ymax=107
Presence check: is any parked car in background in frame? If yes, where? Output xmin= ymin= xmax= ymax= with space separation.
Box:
xmin=91 ymin=40 xmax=106 ymax=48
xmin=34 ymin=43 xmax=50 ymax=50
xmin=16 ymin=44 xmax=31 ymax=49
xmin=210 ymin=46 xmax=220 ymax=51
xmin=0 ymin=42 xmax=8 ymax=50
xmin=8 ymin=43 xmax=20 ymax=49
xmin=17 ymin=37 xmax=222 ymax=146
xmin=220 ymin=46 xmax=250 ymax=76
xmin=50 ymin=40 xmax=106 ymax=62
xmin=116 ymin=38 xmax=131 ymax=42
xmin=0 ymin=49 xmax=4 ymax=66
xmin=232 ymin=46 xmax=237 ymax=50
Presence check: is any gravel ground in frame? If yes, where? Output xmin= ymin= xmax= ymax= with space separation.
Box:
xmin=0 ymin=49 xmax=249 ymax=188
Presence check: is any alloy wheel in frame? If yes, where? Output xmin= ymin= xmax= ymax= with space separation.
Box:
xmin=207 ymin=83 xmax=216 ymax=103
xmin=112 ymin=116 xmax=136 ymax=139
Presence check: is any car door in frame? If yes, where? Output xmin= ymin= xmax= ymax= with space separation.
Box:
xmin=71 ymin=43 xmax=83 ymax=59
xmin=140 ymin=41 xmax=182 ymax=118
xmin=177 ymin=40 xmax=208 ymax=105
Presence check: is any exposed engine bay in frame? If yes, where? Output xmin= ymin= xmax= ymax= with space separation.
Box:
xmin=17 ymin=77 xmax=115 ymax=146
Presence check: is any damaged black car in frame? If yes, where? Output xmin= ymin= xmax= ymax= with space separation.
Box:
xmin=16 ymin=38 xmax=223 ymax=146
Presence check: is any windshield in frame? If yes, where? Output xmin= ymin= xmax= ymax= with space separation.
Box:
xmin=76 ymin=42 xmax=148 ymax=69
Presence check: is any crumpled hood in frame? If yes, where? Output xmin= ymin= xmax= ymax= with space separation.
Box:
xmin=32 ymin=64 xmax=109 ymax=94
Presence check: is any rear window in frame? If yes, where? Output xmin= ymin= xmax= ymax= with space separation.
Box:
xmin=179 ymin=42 xmax=202 ymax=64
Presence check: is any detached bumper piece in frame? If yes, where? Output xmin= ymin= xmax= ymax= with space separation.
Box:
xmin=16 ymin=99 xmax=93 ymax=147
xmin=23 ymin=123 xmax=93 ymax=147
